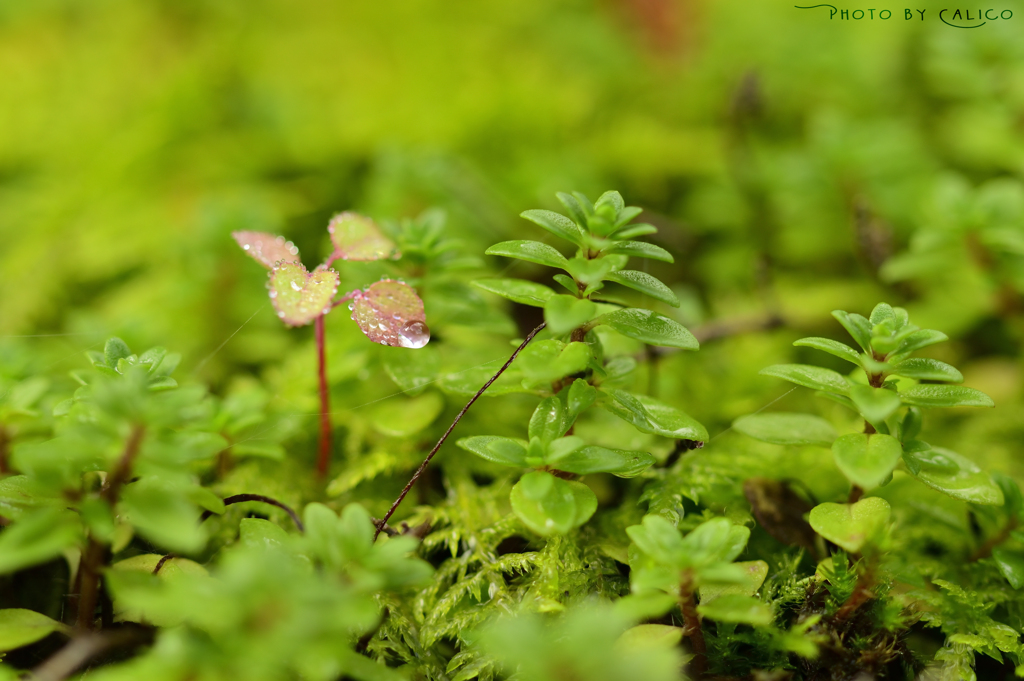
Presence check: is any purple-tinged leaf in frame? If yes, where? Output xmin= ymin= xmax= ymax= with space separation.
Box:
xmin=349 ymin=280 xmax=430 ymax=348
xmin=233 ymin=231 xmax=301 ymax=269
xmin=327 ymin=212 xmax=399 ymax=263
xmin=267 ymin=263 xmax=339 ymax=327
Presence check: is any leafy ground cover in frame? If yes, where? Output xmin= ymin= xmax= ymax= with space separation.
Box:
xmin=2 ymin=1 xmax=1024 ymax=679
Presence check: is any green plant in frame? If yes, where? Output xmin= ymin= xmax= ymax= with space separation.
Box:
xmin=233 ymin=214 xmax=430 ymax=476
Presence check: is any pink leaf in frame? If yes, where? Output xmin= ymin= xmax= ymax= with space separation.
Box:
xmin=327 ymin=212 xmax=399 ymax=263
xmin=233 ymin=231 xmax=301 ymax=269
xmin=267 ymin=262 xmax=340 ymax=327
xmin=349 ymin=280 xmax=430 ymax=349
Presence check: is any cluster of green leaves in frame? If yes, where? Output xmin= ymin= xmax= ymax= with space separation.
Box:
xmin=460 ymin=192 xmax=705 ymax=536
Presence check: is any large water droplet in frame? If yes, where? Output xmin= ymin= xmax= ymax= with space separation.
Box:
xmin=290 ymin=280 xmax=302 ymax=292
xmin=397 ymin=320 xmax=430 ymax=349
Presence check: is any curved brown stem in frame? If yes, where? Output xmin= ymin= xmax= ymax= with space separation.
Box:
xmin=679 ymin=571 xmax=707 ymax=679
xmin=373 ymin=322 xmax=547 ymax=540
xmin=200 ymin=493 xmax=305 ymax=532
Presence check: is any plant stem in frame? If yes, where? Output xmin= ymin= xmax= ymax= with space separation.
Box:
xmin=315 ymin=313 xmax=331 ymax=478
xmin=32 ymin=627 xmax=153 ymax=681
xmin=373 ymin=322 xmax=547 ymax=540
xmin=199 ymin=493 xmax=305 ymax=532
xmin=679 ymin=571 xmax=707 ymax=679
xmin=76 ymin=424 xmax=145 ymax=630
xmin=971 ymin=518 xmax=1019 ymax=561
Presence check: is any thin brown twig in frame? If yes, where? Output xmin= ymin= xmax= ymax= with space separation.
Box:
xmin=199 ymin=493 xmax=305 ymax=532
xmin=315 ymin=313 xmax=332 ymax=478
xmin=373 ymin=322 xmax=547 ymax=540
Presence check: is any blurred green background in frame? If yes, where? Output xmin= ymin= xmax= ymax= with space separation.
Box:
xmin=2 ymin=0 xmax=1023 ymax=486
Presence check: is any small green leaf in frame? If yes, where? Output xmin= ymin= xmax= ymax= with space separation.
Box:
xmin=600 ymin=389 xmax=708 ymax=441
xmin=700 ymin=561 xmax=769 ymax=604
xmin=510 ymin=472 xmax=594 ymax=536
xmin=902 ymin=444 xmax=1004 ymax=505
xmin=457 ymin=436 xmax=529 ymax=468
xmin=849 ymin=385 xmax=902 ymax=424
xmin=553 ymin=446 xmax=656 ymax=477
xmin=0 ymin=508 xmax=82 ymax=576
xmin=891 ymin=358 xmax=963 ymax=383
xmin=732 ymin=412 xmax=837 ymax=447
xmin=268 ymin=262 xmax=339 ymax=327
xmin=809 ymin=497 xmax=891 ymax=553
xmin=327 ymin=212 xmax=398 ymax=262
xmin=529 ymin=397 xmax=567 ymax=443
xmin=121 ymin=481 xmax=206 ymax=554
xmin=556 ymin=192 xmax=588 ymax=227
xmin=604 ymin=271 xmax=680 ymax=307
xmin=832 ymin=311 xmax=873 ymax=352
xmin=472 ymin=278 xmax=556 ymax=307
xmin=0 ymin=609 xmax=67 ymax=652
xmin=899 ymin=385 xmax=994 ymax=408
xmin=615 ymin=624 xmax=683 ymax=651
xmin=543 ymin=295 xmax=597 ymax=336
xmin=520 ymin=209 xmax=583 ymax=246
xmin=596 ymin=308 xmax=698 ymax=350
xmin=564 ymin=379 xmax=597 ymax=423
xmin=793 ymin=337 xmax=861 ymax=365
xmin=992 ymin=547 xmax=1024 ymax=589
xmin=486 ymin=241 xmax=569 ymax=269
xmin=602 ymin=241 xmax=674 ymax=263
xmin=613 ymin=223 xmax=658 ymax=239
xmin=697 ymin=595 xmax=773 ymax=627
xmin=759 ymin=364 xmax=849 ymax=394
xmin=831 ymin=433 xmax=903 ymax=489
xmin=518 ymin=340 xmax=592 ymax=385
xmin=104 ymin=338 xmax=132 ymax=368
xmin=895 ymin=329 xmax=948 ymax=355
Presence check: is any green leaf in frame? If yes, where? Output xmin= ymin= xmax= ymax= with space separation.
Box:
xmin=849 ymin=385 xmax=902 ymax=424
xmin=613 ymin=223 xmax=658 ymax=239
xmin=992 ymin=547 xmax=1024 ymax=589
xmin=0 ymin=609 xmax=67 ymax=652
xmin=104 ymin=337 xmax=133 ymax=368
xmin=895 ymin=329 xmax=948 ymax=355
xmin=327 ymin=212 xmax=398 ymax=262
xmin=890 ymin=358 xmax=963 ymax=383
xmin=121 ymin=481 xmax=206 ymax=553
xmin=809 ymin=497 xmax=891 ymax=553
xmin=902 ymin=444 xmax=1004 ymax=505
xmin=457 ymin=436 xmax=529 ymax=468
xmin=520 ymin=209 xmax=583 ymax=246
xmin=518 ymin=340 xmax=592 ymax=386
xmin=832 ymin=311 xmax=873 ymax=352
xmin=759 ymin=364 xmax=849 ymax=394
xmin=615 ymin=624 xmax=683 ymax=652
xmin=899 ymin=385 xmax=994 ymax=408
xmin=732 ymin=412 xmax=837 ymax=447
xmin=556 ymin=192 xmax=588 ymax=227
xmin=603 ymin=271 xmax=680 ymax=307
xmin=697 ymin=595 xmax=773 ymax=626
xmin=600 ymin=389 xmax=708 ymax=441
xmin=369 ymin=392 xmax=444 ymax=437
xmin=596 ymin=308 xmax=698 ymax=350
xmin=268 ymin=262 xmax=339 ymax=328
xmin=627 ymin=514 xmax=685 ymax=566
xmin=553 ymin=446 xmax=656 ymax=477
xmin=683 ymin=518 xmax=749 ymax=566
xmin=472 ymin=278 xmax=556 ymax=307
xmin=0 ymin=508 xmax=82 ymax=575
xmin=510 ymin=472 xmax=594 ymax=536
xmin=543 ymin=295 xmax=597 ymax=336
xmin=602 ymin=241 xmax=674 ymax=263
xmin=564 ymin=379 xmax=597 ymax=423
xmin=529 ymin=397 xmax=567 ymax=443
xmin=699 ymin=561 xmax=769 ymax=604
xmin=232 ymin=231 xmax=300 ymax=269
xmin=239 ymin=518 xmax=292 ymax=553
xmin=486 ymin=240 xmax=569 ymax=269
xmin=831 ymin=433 xmax=903 ymax=489
xmin=793 ymin=337 xmax=861 ymax=365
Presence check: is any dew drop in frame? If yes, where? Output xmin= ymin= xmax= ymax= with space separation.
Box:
xmin=290 ymin=280 xmax=302 ymax=292
xmin=243 ymin=244 xmax=251 ymax=250
xmin=397 ymin=320 xmax=430 ymax=349
xmin=348 ymin=303 xmax=355 ymax=310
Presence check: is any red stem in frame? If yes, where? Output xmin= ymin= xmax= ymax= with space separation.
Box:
xmin=315 ymin=314 xmax=331 ymax=478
